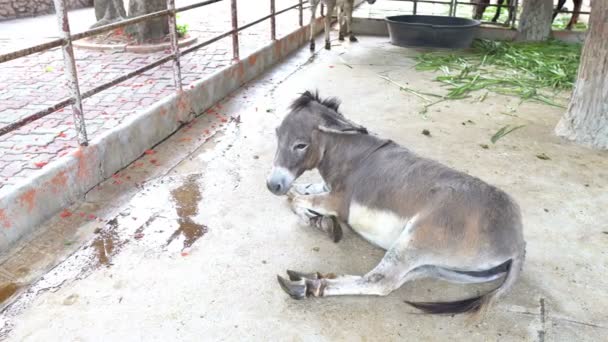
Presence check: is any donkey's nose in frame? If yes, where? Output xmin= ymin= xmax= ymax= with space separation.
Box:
xmin=267 ymin=180 xmax=283 ymax=194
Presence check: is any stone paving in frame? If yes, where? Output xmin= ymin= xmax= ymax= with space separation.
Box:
xmin=0 ymin=0 xmax=302 ymax=190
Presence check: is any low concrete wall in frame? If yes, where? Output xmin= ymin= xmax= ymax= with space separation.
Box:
xmin=0 ymin=0 xmax=92 ymax=21
xmin=0 ymin=18 xmax=326 ymax=252
xmin=352 ymin=17 xmax=587 ymax=43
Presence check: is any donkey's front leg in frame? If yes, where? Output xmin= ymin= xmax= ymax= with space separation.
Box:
xmin=290 ymin=193 xmax=343 ymax=242
xmin=288 ymin=182 xmax=330 ymax=197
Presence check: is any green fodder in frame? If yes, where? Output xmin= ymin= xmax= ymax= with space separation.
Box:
xmin=415 ymin=39 xmax=582 ymax=107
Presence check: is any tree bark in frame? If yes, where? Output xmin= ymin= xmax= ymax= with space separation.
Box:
xmin=127 ymin=0 xmax=169 ymax=43
xmin=91 ymin=0 xmax=126 ymax=28
xmin=516 ymin=0 xmax=553 ymax=41
xmin=555 ymin=1 xmax=608 ymax=150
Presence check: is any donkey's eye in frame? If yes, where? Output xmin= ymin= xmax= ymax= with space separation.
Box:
xmin=294 ymin=143 xmax=308 ymax=151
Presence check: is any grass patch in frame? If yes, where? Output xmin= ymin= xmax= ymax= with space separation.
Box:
xmin=415 ymin=39 xmax=582 ymax=107
xmin=176 ymin=14 xmax=189 ymax=38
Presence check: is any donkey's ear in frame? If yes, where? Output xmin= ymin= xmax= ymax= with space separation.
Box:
xmin=317 ymin=125 xmax=362 ymax=135
xmin=317 ymin=118 xmax=368 ymax=135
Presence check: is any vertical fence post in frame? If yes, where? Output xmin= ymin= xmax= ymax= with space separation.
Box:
xmin=270 ymin=0 xmax=276 ymax=40
xmin=231 ymin=0 xmax=240 ymax=60
xmin=413 ymin=0 xmax=418 ymax=15
xmin=167 ymin=0 xmax=183 ymax=91
xmin=511 ymin=0 xmax=520 ymax=28
xmin=299 ymin=0 xmax=303 ymax=26
xmin=52 ymin=0 xmax=88 ymax=146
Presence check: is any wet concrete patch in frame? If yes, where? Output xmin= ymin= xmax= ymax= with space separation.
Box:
xmin=0 ymin=283 xmax=19 ymax=306
xmin=166 ymin=174 xmax=208 ymax=251
xmin=90 ymin=229 xmax=123 ymax=267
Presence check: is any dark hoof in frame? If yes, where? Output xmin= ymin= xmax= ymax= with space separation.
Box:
xmin=277 ymin=275 xmax=306 ymax=300
xmin=349 ymin=35 xmax=358 ymax=42
xmin=287 ymin=270 xmax=319 ymax=281
xmin=325 ymin=41 xmax=331 ymax=50
xmin=322 ymin=216 xmax=343 ymax=243
xmin=339 ymin=34 xmax=345 ymax=41
xmin=310 ymin=41 xmax=315 ymax=51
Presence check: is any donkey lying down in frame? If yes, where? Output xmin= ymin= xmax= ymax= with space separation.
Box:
xmin=266 ymin=91 xmax=526 ymax=314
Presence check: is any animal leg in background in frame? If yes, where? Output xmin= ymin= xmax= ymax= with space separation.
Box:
xmin=344 ymin=0 xmax=358 ymax=42
xmin=323 ymin=1 xmax=336 ymax=50
xmin=309 ymin=0 xmax=319 ymax=50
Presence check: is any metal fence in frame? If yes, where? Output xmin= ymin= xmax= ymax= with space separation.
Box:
xmin=386 ymin=0 xmax=590 ymax=29
xmin=0 ymin=0 xmax=309 ymax=146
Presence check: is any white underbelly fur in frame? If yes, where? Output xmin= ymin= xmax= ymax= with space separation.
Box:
xmin=347 ymin=202 xmax=409 ymax=250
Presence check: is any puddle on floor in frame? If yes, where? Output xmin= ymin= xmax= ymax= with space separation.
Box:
xmin=91 ymin=229 xmax=123 ymax=267
xmin=166 ymin=174 xmax=208 ymax=250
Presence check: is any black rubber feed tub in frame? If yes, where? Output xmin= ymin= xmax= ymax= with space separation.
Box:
xmin=386 ymin=15 xmax=480 ymax=49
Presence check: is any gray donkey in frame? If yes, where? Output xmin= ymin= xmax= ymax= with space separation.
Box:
xmin=309 ymin=0 xmax=377 ymax=51
xmin=266 ymin=91 xmax=525 ymax=314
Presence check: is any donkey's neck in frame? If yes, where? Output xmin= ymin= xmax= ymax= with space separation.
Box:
xmin=317 ymin=133 xmax=390 ymax=189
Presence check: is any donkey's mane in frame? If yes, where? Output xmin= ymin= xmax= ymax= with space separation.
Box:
xmin=289 ymin=90 xmax=342 ymax=114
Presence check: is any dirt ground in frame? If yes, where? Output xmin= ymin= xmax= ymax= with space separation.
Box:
xmin=0 ymin=36 xmax=607 ymax=341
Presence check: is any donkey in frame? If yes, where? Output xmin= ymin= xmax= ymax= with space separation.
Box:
xmin=309 ymin=0 xmax=377 ymax=51
xmin=472 ymin=0 xmax=514 ymax=25
xmin=266 ymin=91 xmax=525 ymax=314
xmin=553 ymin=0 xmax=583 ymax=30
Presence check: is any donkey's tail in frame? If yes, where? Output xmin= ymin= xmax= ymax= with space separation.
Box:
xmin=405 ymin=251 xmax=525 ymax=315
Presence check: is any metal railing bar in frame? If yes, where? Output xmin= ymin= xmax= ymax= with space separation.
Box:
xmin=0 ymin=0 xmax=310 ymax=138
xmin=0 ymin=99 xmax=72 ymax=137
xmin=271 ymin=0 xmax=277 ymax=41
xmin=70 ymin=9 xmax=172 ymax=41
xmin=167 ymin=0 xmax=183 ymax=90
xmin=53 ymin=0 xmax=88 ymax=145
xmin=0 ymin=52 xmax=176 ymax=138
xmin=80 ymin=55 xmax=175 ymax=99
xmin=0 ymin=38 xmax=64 ymax=64
xmin=231 ymin=0 xmax=240 ymax=60
xmin=174 ymin=0 xmax=224 ymax=13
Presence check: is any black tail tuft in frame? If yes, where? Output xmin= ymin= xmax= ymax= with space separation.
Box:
xmin=405 ymin=295 xmax=484 ymax=315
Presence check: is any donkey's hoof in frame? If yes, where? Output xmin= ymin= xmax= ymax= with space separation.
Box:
xmin=310 ymin=41 xmax=315 ymax=51
xmin=287 ymin=270 xmax=319 ymax=281
xmin=338 ymin=34 xmax=345 ymax=41
xmin=321 ymin=216 xmax=343 ymax=243
xmin=325 ymin=41 xmax=331 ymax=50
xmin=277 ymin=275 xmax=306 ymax=299
xmin=349 ymin=35 xmax=358 ymax=42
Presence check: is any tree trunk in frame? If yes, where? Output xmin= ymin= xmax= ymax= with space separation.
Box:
xmin=555 ymin=1 xmax=608 ymax=150
xmin=128 ymin=0 xmax=169 ymax=43
xmin=91 ymin=0 xmax=126 ymax=28
xmin=516 ymin=0 xmax=553 ymax=41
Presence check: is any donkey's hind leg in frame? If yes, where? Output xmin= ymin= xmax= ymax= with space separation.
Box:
xmin=278 ymin=247 xmax=424 ymax=299
xmin=278 ymin=220 xmax=426 ymax=298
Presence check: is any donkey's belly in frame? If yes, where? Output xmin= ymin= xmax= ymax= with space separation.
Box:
xmin=347 ymin=202 xmax=408 ymax=250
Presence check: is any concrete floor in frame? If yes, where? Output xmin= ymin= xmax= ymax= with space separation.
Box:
xmin=1 ymin=36 xmax=607 ymax=341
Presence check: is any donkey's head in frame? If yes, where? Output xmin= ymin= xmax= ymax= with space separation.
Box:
xmin=266 ymin=90 xmax=367 ymax=196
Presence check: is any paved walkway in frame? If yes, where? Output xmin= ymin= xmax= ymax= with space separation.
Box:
xmin=0 ymin=0 xmax=302 ymax=190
